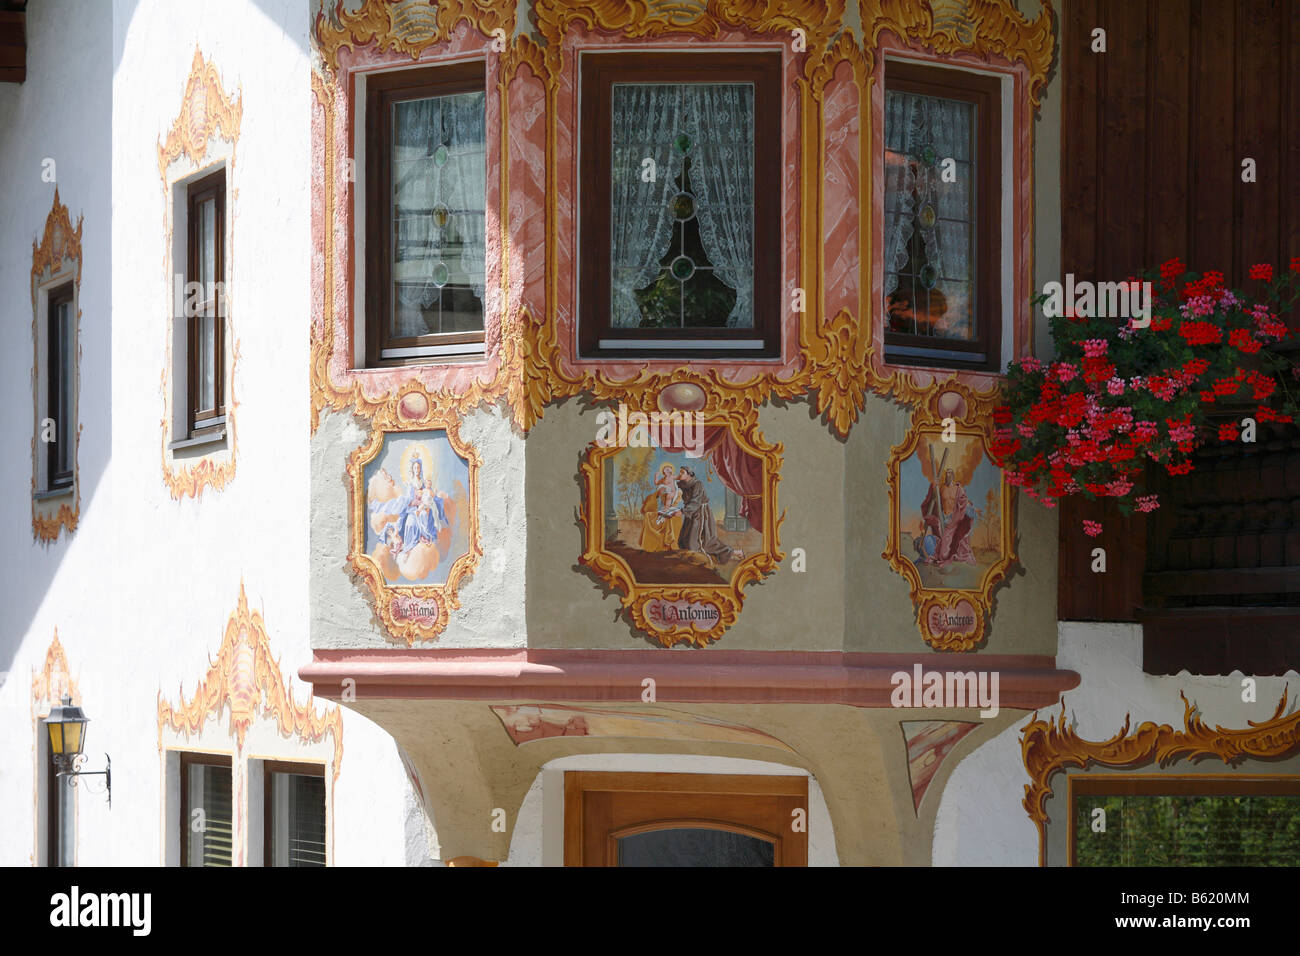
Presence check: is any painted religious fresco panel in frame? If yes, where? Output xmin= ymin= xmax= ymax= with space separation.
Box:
xmin=897 ymin=432 xmax=1003 ymax=593
xmin=363 ymin=431 xmax=471 ymax=586
xmin=884 ymin=386 xmax=1015 ymax=652
xmin=347 ymin=422 xmax=481 ymax=644
xmin=580 ymin=413 xmax=781 ymax=647
xmin=602 ymin=444 xmax=762 ymax=587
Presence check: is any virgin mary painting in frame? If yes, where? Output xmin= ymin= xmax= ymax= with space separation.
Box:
xmin=364 ymin=434 xmax=470 ymax=585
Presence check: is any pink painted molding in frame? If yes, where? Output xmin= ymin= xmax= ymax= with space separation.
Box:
xmin=301 ymin=649 xmax=1078 ymax=708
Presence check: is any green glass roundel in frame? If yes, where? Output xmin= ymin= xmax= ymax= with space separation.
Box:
xmin=919 ymin=264 xmax=939 ymax=289
xmin=670 ymin=255 xmax=696 ymax=281
xmin=431 ymin=203 xmax=450 ymax=228
xmin=918 ymin=203 xmax=937 ymax=229
xmin=670 ymin=192 xmax=695 ymax=221
xmin=673 ymin=133 xmax=693 ymax=155
xmin=433 ymin=144 xmax=450 ymax=167
xmin=431 ymin=261 xmax=450 ymax=287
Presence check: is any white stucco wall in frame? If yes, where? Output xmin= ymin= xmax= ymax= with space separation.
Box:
xmin=0 ymin=0 xmax=414 ymax=867
xmin=0 ymin=0 xmax=114 ymax=869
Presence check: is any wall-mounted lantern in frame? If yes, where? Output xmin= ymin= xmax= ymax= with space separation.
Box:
xmin=43 ymin=695 xmax=111 ymax=867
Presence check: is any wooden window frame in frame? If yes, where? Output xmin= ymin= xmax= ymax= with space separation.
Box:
xmin=186 ymin=170 xmax=226 ymax=437
xmin=563 ymin=771 xmax=808 ymax=866
xmin=46 ymin=282 xmax=74 ymax=490
xmin=262 ymin=759 xmax=327 ymax=868
xmin=1067 ymin=773 xmax=1300 ymax=866
xmin=578 ymin=52 xmax=783 ymax=360
xmin=882 ymin=60 xmax=1002 ymax=373
xmin=178 ymin=751 xmax=232 ymax=868
xmin=364 ymin=62 xmax=487 ymax=367
xmin=44 ymin=732 xmax=60 ymax=866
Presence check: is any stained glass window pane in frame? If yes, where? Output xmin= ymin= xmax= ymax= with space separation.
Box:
xmin=883 ymin=89 xmax=977 ymax=341
xmin=391 ymin=90 xmax=486 ymax=339
xmin=611 ymin=83 xmax=754 ymax=330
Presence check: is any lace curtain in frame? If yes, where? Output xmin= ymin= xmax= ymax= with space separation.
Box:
xmin=610 ymin=83 xmax=754 ymax=329
xmin=883 ymin=89 xmax=972 ymax=333
xmin=392 ymin=90 xmax=486 ymax=336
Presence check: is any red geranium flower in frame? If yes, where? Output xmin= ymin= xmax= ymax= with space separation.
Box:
xmin=1178 ymin=321 xmax=1222 ymax=345
xmin=1228 ymin=329 xmax=1263 ymax=354
xmin=1249 ymin=263 xmax=1273 ymax=282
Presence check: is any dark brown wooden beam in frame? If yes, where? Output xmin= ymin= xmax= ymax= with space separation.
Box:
xmin=0 ymin=8 xmax=25 ymax=84
xmin=1141 ymin=606 xmax=1300 ymax=675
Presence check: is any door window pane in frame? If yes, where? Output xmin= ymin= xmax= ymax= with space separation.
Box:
xmin=617 ymin=827 xmax=774 ymax=867
xmin=390 ymin=90 xmax=486 ymax=339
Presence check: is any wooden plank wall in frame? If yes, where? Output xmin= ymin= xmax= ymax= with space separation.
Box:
xmin=1057 ymin=0 xmax=1300 ymax=621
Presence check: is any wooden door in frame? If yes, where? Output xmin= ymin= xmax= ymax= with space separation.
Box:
xmin=564 ymin=772 xmax=809 ymax=867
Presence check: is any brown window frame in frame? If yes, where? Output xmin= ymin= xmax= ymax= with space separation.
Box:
xmin=44 ymin=730 xmax=60 ymax=866
xmin=882 ymin=60 xmax=1002 ymax=373
xmin=186 ymin=170 xmax=226 ymax=437
xmin=563 ymin=771 xmax=808 ymax=866
xmin=1067 ymin=774 xmax=1300 ymax=866
xmin=578 ymin=52 xmax=783 ymax=360
xmin=262 ymin=759 xmax=327 ymax=868
xmin=364 ymin=62 xmax=487 ymax=368
xmin=178 ymin=751 xmax=233 ymax=867
xmin=46 ymin=283 xmax=74 ymax=490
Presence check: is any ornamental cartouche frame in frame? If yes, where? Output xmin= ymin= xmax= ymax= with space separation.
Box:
xmin=31 ymin=189 xmax=83 ymax=543
xmin=345 ymin=398 xmax=484 ymax=645
xmin=1021 ymin=689 xmax=1300 ymax=867
xmin=882 ymin=381 xmax=1014 ymax=651
xmin=577 ymin=414 xmax=784 ymax=648
xmin=157 ymin=48 xmax=243 ymax=500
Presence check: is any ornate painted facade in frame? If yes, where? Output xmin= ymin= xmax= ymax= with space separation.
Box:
xmin=2 ymin=0 xmax=1296 ymax=876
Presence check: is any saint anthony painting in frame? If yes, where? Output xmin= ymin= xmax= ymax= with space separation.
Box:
xmin=363 ymin=430 xmax=471 ymax=585
xmin=898 ymin=433 xmax=1002 ymax=591
xmin=603 ymin=432 xmax=763 ymax=585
